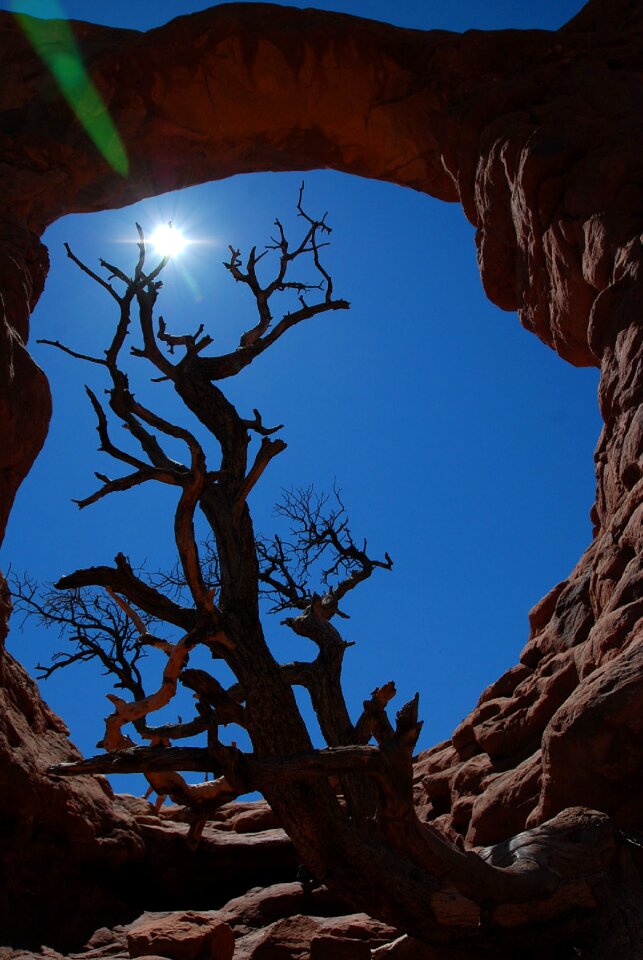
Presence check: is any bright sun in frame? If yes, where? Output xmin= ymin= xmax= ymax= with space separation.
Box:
xmin=149 ymin=223 xmax=188 ymax=258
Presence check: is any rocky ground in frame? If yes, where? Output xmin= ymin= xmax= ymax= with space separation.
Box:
xmin=1 ymin=792 xmax=417 ymax=960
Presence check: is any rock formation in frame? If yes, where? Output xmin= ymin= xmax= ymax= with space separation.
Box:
xmin=0 ymin=641 xmax=301 ymax=949
xmin=0 ymin=0 xmax=641 ymax=955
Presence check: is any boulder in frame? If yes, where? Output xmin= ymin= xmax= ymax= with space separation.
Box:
xmin=127 ymin=912 xmax=234 ymax=960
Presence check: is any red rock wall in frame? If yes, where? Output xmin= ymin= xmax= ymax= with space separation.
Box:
xmin=0 ymin=643 xmax=144 ymax=947
xmin=0 ymin=222 xmax=50 ymax=539
xmin=0 ymin=0 xmax=641 ymax=947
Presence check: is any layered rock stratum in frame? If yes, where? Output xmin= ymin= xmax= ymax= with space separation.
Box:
xmin=0 ymin=0 xmax=641 ymax=955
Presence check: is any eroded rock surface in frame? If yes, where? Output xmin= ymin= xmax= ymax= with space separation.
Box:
xmin=0 ymin=637 xmax=298 ymax=948
xmin=0 ymin=880 xmax=397 ymax=960
xmin=126 ymin=911 xmax=234 ymax=960
xmin=0 ymin=643 xmax=144 ymax=948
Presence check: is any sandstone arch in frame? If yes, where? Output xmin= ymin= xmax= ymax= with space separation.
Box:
xmin=0 ymin=0 xmax=641 ymax=954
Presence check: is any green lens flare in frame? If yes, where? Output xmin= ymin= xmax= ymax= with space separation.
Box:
xmin=13 ymin=2 xmax=129 ymax=176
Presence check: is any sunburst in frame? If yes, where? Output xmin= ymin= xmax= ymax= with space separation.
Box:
xmin=149 ymin=223 xmax=188 ymax=258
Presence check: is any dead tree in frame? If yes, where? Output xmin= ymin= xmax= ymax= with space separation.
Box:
xmin=27 ymin=192 xmax=642 ymax=958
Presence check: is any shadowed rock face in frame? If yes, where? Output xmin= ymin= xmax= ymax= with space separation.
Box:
xmin=0 ymin=649 xmax=301 ymax=950
xmin=0 ymin=642 xmax=145 ymax=948
xmin=0 ymin=0 xmax=641 ymax=952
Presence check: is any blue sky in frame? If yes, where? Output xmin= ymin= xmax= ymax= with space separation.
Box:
xmin=4 ymin=1 xmax=585 ymax=34
xmin=2 ymin=0 xmax=597 ymax=791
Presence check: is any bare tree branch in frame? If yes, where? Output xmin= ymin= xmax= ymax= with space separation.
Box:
xmin=10 ymin=573 xmax=148 ymax=696
xmin=258 ymin=486 xmax=392 ymax=617
xmin=56 ymin=553 xmax=197 ymax=631
xmin=233 ymin=437 xmax=287 ymax=523
xmin=36 ymin=339 xmax=107 ymax=366
xmin=64 ymin=242 xmax=122 ymax=302
xmin=74 ymin=465 xmax=185 ymax=509
xmin=100 ymin=626 xmax=199 ymax=751
xmin=85 ymin=386 xmax=149 ymax=474
xmin=181 ymin=668 xmax=246 ymax=727
xmin=156 ymin=316 xmax=214 ymax=357
xmin=241 ymin=408 xmax=284 ymax=436
xmin=193 ymin=188 xmax=349 ymax=382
